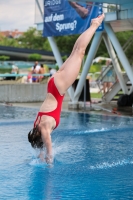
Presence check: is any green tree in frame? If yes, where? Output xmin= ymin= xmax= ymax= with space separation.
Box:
xmin=0 ymin=55 xmax=10 ymax=61
xmin=28 ymin=53 xmax=42 ymax=61
xmin=54 ymin=34 xmax=109 ymax=59
xmin=0 ymin=28 xmax=52 ymax=51
xmin=18 ymin=28 xmax=48 ymax=49
xmin=115 ymin=31 xmax=133 ymax=64
xmin=0 ymin=28 xmax=133 ymax=64
xmin=55 ymin=35 xmax=78 ymax=54
xmin=0 ymin=34 xmax=19 ymax=47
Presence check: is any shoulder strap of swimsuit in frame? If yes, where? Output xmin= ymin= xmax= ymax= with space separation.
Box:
xmin=34 ymin=113 xmax=41 ymax=128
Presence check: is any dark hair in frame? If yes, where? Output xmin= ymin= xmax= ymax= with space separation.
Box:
xmin=33 ymin=64 xmax=37 ymax=70
xmin=28 ymin=126 xmax=43 ymax=149
xmin=40 ymin=64 xmax=43 ymax=68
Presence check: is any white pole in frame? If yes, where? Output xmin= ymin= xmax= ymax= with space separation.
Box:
xmin=47 ymin=37 xmax=63 ymax=68
xmin=105 ymin=23 xmax=133 ymax=88
xmin=48 ymin=37 xmax=74 ymax=100
xmin=73 ymin=31 xmax=103 ymax=102
xmin=103 ymin=33 xmax=128 ymax=94
xmin=35 ymin=0 xmax=74 ymax=99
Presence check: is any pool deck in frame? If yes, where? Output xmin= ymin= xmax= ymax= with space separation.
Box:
xmin=1 ymin=75 xmax=133 ymax=118
xmin=0 ymin=81 xmax=132 ymax=117
xmin=5 ymin=97 xmax=132 ymax=118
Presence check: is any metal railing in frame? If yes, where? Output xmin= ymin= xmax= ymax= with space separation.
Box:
xmin=123 ymin=34 xmax=133 ymax=52
xmin=96 ymin=64 xmax=114 ymax=91
xmin=0 ymin=73 xmax=50 ymax=77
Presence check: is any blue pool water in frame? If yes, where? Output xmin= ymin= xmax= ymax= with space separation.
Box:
xmin=0 ymin=105 xmax=133 ymax=200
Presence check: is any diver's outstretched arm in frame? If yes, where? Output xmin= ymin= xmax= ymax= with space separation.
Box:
xmin=41 ymin=128 xmax=53 ymax=163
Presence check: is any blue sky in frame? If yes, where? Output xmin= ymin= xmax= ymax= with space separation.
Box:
xmin=0 ymin=0 xmax=38 ymax=31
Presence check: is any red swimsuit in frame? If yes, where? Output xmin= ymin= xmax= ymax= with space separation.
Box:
xmin=34 ymin=77 xmax=65 ymax=129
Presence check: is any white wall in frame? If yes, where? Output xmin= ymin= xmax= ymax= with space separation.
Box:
xmin=0 ymin=83 xmax=69 ymax=103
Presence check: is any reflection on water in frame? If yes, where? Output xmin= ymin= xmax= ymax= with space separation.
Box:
xmin=0 ymin=106 xmax=133 ymax=199
xmin=0 ymin=105 xmax=38 ymax=120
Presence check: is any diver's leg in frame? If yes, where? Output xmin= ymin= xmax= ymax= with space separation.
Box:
xmin=54 ymin=14 xmax=105 ymax=94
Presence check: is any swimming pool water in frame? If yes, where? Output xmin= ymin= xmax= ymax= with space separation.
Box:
xmin=0 ymin=105 xmax=133 ymax=200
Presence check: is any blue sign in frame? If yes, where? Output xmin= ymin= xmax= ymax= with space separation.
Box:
xmin=43 ymin=0 xmax=104 ymax=37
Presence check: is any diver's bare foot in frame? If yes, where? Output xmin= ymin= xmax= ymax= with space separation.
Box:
xmin=91 ymin=13 xmax=105 ymax=26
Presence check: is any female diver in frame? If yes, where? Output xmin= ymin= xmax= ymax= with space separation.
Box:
xmin=28 ymin=13 xmax=105 ymax=163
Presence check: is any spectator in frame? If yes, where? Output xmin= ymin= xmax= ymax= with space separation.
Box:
xmin=102 ymin=61 xmax=116 ymax=94
xmin=49 ymin=67 xmax=57 ymax=77
xmin=11 ymin=64 xmax=19 ymax=74
xmin=31 ymin=61 xmax=40 ymax=82
xmin=21 ymin=76 xmax=28 ymax=83
xmin=27 ymin=71 xmax=32 ymax=83
xmin=39 ymin=64 xmax=45 ymax=82
xmin=9 ymin=64 xmax=19 ymax=80
xmin=31 ymin=61 xmax=40 ymax=73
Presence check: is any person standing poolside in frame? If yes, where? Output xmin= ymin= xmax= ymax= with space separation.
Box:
xmin=31 ymin=61 xmax=41 ymax=73
xmin=39 ymin=64 xmax=45 ymax=82
xmin=28 ymin=13 xmax=105 ymax=163
xmin=49 ymin=67 xmax=57 ymax=77
xmin=31 ymin=61 xmax=41 ymax=82
xmin=102 ymin=61 xmax=116 ymax=94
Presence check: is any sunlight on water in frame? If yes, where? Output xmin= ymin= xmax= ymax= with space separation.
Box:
xmin=84 ymin=127 xmax=108 ymax=133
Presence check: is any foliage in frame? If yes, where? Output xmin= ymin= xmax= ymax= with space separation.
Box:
xmin=28 ymin=53 xmax=42 ymax=61
xmin=55 ymin=34 xmax=78 ymax=54
xmin=0 ymin=27 xmax=133 ymax=65
xmin=107 ymin=4 xmax=116 ymax=12
xmin=54 ymin=34 xmax=110 ymax=59
xmin=89 ymin=64 xmax=102 ymax=73
xmin=0 ymin=55 xmax=10 ymax=61
xmin=43 ymin=64 xmax=49 ymax=73
xmin=62 ymin=55 xmax=68 ymax=62
xmin=99 ymin=59 xmax=106 ymax=65
xmin=116 ymin=31 xmax=133 ymax=64
xmin=0 ymin=68 xmax=11 ymax=73
xmin=0 ymin=28 xmax=51 ymax=51
xmin=91 ymin=92 xmax=102 ymax=99
xmin=95 ymin=40 xmax=109 ymax=58
xmin=17 ymin=28 xmax=47 ymax=49
xmin=42 ymin=39 xmax=52 ymax=51
xmin=0 ymin=37 xmax=19 ymax=47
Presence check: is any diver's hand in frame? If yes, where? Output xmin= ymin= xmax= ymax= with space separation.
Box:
xmin=45 ymin=155 xmax=53 ymax=164
xmin=38 ymin=150 xmax=53 ymax=164
xmin=38 ymin=151 xmax=45 ymax=162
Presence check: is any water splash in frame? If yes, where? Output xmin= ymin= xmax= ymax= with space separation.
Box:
xmin=52 ymin=140 xmax=85 ymax=164
xmin=89 ymin=159 xmax=132 ymax=170
xmin=29 ymin=158 xmax=53 ymax=168
xmin=28 ymin=148 xmax=53 ymax=167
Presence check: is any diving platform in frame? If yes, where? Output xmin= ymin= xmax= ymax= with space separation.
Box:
xmin=35 ymin=0 xmax=133 ymax=104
